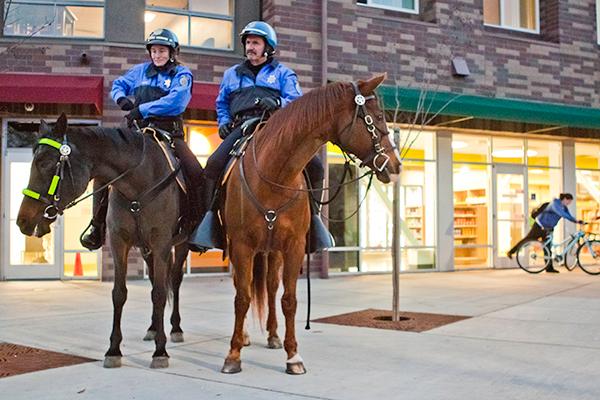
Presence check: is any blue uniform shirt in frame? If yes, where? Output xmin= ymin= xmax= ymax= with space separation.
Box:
xmin=536 ymin=198 xmax=578 ymax=229
xmin=111 ymin=61 xmax=193 ymax=119
xmin=216 ymin=59 xmax=302 ymax=127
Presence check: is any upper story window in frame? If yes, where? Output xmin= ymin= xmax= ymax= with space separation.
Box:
xmin=145 ymin=0 xmax=234 ymax=50
xmin=484 ymin=0 xmax=539 ymax=33
xmin=357 ymin=0 xmax=418 ymax=14
xmin=3 ymin=0 xmax=105 ymax=38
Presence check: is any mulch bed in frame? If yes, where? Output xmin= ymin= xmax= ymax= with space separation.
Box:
xmin=0 ymin=343 xmax=96 ymax=378
xmin=313 ymin=308 xmax=470 ymax=333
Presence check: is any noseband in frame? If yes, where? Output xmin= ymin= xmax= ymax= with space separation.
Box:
xmin=337 ymin=82 xmax=391 ymax=173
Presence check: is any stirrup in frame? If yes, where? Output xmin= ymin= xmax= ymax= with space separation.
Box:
xmin=188 ymin=211 xmax=225 ymax=252
xmin=80 ymin=221 xmax=105 ymax=251
xmin=308 ymin=215 xmax=335 ymax=253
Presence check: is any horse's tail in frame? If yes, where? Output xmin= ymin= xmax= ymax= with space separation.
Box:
xmin=251 ymin=253 xmax=268 ymax=328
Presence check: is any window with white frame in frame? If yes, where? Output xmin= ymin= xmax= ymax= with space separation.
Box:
xmin=483 ymin=0 xmax=539 ymax=33
xmin=145 ymin=0 xmax=234 ymax=50
xmin=357 ymin=0 xmax=418 ymax=14
xmin=597 ymin=0 xmax=600 ymax=44
xmin=3 ymin=0 xmax=105 ymax=38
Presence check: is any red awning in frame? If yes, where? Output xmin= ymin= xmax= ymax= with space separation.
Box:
xmin=0 ymin=73 xmax=104 ymax=113
xmin=189 ymin=82 xmax=219 ymax=111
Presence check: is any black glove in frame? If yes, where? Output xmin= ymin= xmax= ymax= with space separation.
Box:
xmin=125 ymin=107 xmax=142 ymax=128
xmin=257 ymin=96 xmax=280 ymax=112
xmin=578 ymin=220 xmax=585 ymax=224
xmin=117 ymin=97 xmax=134 ymax=111
xmin=218 ymin=124 xmax=232 ymax=139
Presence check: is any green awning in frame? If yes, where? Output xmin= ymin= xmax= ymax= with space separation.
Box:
xmin=378 ymin=86 xmax=600 ymax=130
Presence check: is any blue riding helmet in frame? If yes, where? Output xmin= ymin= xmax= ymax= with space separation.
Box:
xmin=239 ymin=21 xmax=277 ymax=53
xmin=146 ymin=28 xmax=179 ymax=52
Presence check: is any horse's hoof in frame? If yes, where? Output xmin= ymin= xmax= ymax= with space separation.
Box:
xmin=150 ymin=356 xmax=169 ymax=369
xmin=221 ymin=359 xmax=242 ymax=374
xmin=243 ymin=333 xmax=251 ymax=347
xmin=170 ymin=332 xmax=184 ymax=343
xmin=143 ymin=330 xmax=156 ymax=341
xmin=103 ymin=356 xmax=122 ymax=368
xmin=267 ymin=336 xmax=282 ymax=349
xmin=285 ymin=362 xmax=306 ymax=375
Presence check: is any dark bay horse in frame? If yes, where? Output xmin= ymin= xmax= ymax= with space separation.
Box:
xmin=221 ymin=74 xmax=401 ymax=374
xmin=16 ymin=114 xmax=190 ymax=369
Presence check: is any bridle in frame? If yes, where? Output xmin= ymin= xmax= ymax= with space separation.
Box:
xmin=22 ymin=133 xmax=145 ymax=221
xmin=335 ymin=81 xmax=391 ymax=174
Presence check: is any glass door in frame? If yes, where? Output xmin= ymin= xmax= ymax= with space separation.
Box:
xmin=3 ymin=149 xmax=61 ymax=279
xmin=494 ymin=164 xmax=526 ymax=267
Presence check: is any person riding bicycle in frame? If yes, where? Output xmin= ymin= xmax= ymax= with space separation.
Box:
xmin=507 ymin=193 xmax=584 ymax=273
xmin=189 ymin=20 xmax=333 ymax=253
xmin=80 ymin=28 xmax=205 ymax=250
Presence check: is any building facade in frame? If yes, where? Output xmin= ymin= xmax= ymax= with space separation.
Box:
xmin=1 ymin=0 xmax=600 ymax=280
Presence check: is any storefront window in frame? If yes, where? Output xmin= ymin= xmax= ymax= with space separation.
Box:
xmin=527 ymin=139 xmax=561 ymax=167
xmin=453 ymin=162 xmax=491 ymax=269
xmin=145 ymin=0 xmax=233 ymax=50
xmin=452 ymin=134 xmax=490 ymax=163
xmin=492 ymin=137 xmax=525 ymax=164
xmin=330 ymin=129 xmax=436 ymax=273
xmin=185 ymin=123 xmax=228 ymax=273
xmin=575 ymin=143 xmax=600 ymax=233
xmin=4 ymin=1 xmax=105 ymax=38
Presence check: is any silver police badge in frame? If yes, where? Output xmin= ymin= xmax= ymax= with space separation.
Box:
xmin=164 ymin=78 xmax=171 ymax=88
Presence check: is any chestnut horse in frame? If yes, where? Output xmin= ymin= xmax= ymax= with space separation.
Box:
xmin=221 ymin=74 xmax=401 ymax=374
xmin=16 ymin=114 xmax=191 ymax=369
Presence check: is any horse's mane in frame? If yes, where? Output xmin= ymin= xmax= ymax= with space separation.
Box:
xmin=66 ymin=125 xmax=142 ymax=149
xmin=254 ymin=81 xmax=350 ymax=153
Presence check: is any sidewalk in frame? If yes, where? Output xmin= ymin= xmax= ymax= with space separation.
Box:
xmin=1 ymin=268 xmax=600 ymax=399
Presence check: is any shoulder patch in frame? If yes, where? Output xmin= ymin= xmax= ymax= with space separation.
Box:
xmin=179 ymin=75 xmax=189 ymax=86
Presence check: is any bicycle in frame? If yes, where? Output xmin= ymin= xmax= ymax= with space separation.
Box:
xmin=515 ymin=224 xmax=600 ymax=275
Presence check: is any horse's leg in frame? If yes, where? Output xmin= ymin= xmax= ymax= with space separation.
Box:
xmin=104 ymin=236 xmax=130 ymax=368
xmin=222 ymin=243 xmax=254 ymax=374
xmin=149 ymin=242 xmax=172 ymax=369
xmin=143 ymin=253 xmax=157 ymax=341
xmin=281 ymin=245 xmax=307 ymax=375
xmin=267 ymin=251 xmax=283 ymax=349
xmin=169 ymin=244 xmax=187 ymax=343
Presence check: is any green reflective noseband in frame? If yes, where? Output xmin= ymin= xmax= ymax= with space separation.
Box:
xmin=22 ymin=188 xmax=41 ymax=200
xmin=38 ymin=138 xmax=62 ymax=150
xmin=48 ymin=175 xmax=60 ymax=196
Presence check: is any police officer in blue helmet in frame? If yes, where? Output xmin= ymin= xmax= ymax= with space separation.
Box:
xmin=80 ymin=28 xmax=205 ymax=250
xmin=189 ymin=21 xmax=333 ymax=253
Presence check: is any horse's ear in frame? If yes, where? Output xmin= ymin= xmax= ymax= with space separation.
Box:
xmin=358 ymin=73 xmax=387 ymax=94
xmin=39 ymin=120 xmax=50 ymax=136
xmin=55 ymin=113 xmax=68 ymax=134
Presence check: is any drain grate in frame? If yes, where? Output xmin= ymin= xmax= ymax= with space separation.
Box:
xmin=0 ymin=342 xmax=95 ymax=378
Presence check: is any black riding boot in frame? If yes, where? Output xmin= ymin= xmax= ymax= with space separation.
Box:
xmin=305 ymin=168 xmax=335 ymax=253
xmin=189 ymin=178 xmax=226 ymax=252
xmin=80 ymin=187 xmax=108 ymax=251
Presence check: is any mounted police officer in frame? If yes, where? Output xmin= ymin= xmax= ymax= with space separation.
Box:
xmin=80 ymin=28 xmax=205 ymax=250
xmin=189 ymin=21 xmax=333 ymax=253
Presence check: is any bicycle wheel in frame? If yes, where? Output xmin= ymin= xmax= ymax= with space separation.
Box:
xmin=577 ymin=240 xmax=600 ymax=275
xmin=564 ymin=242 xmax=579 ymax=271
xmin=516 ymin=239 xmax=550 ymax=273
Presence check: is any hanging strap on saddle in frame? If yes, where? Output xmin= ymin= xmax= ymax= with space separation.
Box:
xmin=143 ymin=125 xmax=187 ymax=194
xmin=113 ymin=164 xmax=182 ymax=258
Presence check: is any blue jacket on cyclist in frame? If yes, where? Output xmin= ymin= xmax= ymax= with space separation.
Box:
xmin=536 ymin=198 xmax=580 ymax=229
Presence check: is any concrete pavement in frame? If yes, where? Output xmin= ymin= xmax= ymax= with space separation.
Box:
xmin=1 ymin=268 xmax=600 ymax=399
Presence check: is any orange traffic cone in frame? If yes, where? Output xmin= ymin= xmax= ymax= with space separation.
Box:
xmin=73 ymin=252 xmax=83 ymax=277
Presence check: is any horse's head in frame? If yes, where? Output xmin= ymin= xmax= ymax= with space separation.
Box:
xmin=333 ymin=74 xmax=401 ymax=183
xmin=17 ymin=113 xmax=92 ymax=237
